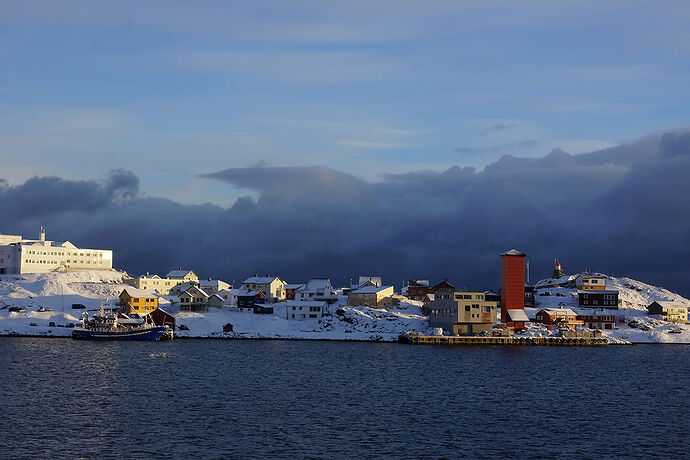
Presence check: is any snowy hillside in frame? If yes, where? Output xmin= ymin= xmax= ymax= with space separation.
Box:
xmin=0 ymin=271 xmax=427 ymax=341
xmin=2 ymin=270 xmax=690 ymax=343
xmin=530 ymin=272 xmax=690 ymax=343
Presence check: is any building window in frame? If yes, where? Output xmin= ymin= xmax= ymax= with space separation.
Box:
xmin=465 ymin=305 xmax=470 ymax=312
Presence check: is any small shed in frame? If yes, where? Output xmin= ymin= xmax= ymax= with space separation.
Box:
xmin=149 ymin=308 xmax=176 ymax=330
xmin=223 ymin=323 xmax=234 ymax=333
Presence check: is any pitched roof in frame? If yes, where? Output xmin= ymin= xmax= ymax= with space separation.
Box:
xmin=179 ymin=285 xmax=209 ymax=298
xmin=501 ymin=249 xmax=526 ymax=257
xmin=244 ymin=276 xmax=282 ymax=284
xmin=432 ymin=280 xmax=455 ymax=290
xmin=166 ymin=269 xmax=197 ymax=278
xmin=284 ymin=283 xmax=305 ymax=290
xmin=506 ymin=309 xmax=530 ymax=322
xmin=121 ymin=287 xmax=158 ymax=298
xmin=352 ymin=285 xmax=393 ymax=294
xmin=302 ymin=278 xmax=332 ymax=291
xmin=538 ymin=308 xmax=577 ymax=316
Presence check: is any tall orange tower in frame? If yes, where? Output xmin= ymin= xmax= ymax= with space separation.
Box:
xmin=500 ymin=249 xmax=526 ymax=323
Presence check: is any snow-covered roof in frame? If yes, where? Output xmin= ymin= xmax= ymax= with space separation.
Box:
xmin=284 ymin=284 xmax=305 ymax=290
xmin=179 ymin=285 xmax=209 ymax=298
xmin=302 ymin=278 xmax=332 ymax=291
xmin=501 ymin=249 xmax=526 ymax=257
xmin=506 ymin=309 xmax=530 ymax=321
xmin=538 ymin=308 xmax=577 ymax=316
xmin=121 ymin=287 xmax=158 ymax=298
xmin=283 ymin=300 xmax=328 ymax=307
xmin=199 ymin=279 xmax=230 ymax=289
xmin=139 ymin=274 xmax=162 ymax=279
xmin=577 ymin=289 xmax=618 ymax=294
xmin=244 ymin=276 xmax=282 ymax=284
xmin=358 ymin=276 xmax=382 ymax=286
xmin=649 ymin=301 xmax=687 ymax=309
xmin=352 ymin=285 xmax=393 ymax=294
xmin=166 ymin=269 xmax=197 ymax=279
xmin=237 ymin=289 xmax=265 ymax=297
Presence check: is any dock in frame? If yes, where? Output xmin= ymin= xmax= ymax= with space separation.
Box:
xmin=399 ymin=334 xmax=608 ymax=346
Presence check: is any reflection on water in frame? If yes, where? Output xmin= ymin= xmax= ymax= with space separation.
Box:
xmin=1 ymin=338 xmax=689 ymax=458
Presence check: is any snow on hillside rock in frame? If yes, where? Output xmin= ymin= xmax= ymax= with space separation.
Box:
xmin=175 ymin=303 xmax=428 ymax=342
xmin=533 ymin=272 xmax=690 ymax=311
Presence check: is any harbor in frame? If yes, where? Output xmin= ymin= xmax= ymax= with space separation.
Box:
xmin=399 ymin=334 xmax=609 ymax=346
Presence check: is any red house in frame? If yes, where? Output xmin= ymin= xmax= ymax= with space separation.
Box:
xmin=577 ymin=311 xmax=617 ymax=329
xmin=534 ymin=308 xmax=583 ymax=330
xmin=501 ymin=249 xmax=528 ymax=328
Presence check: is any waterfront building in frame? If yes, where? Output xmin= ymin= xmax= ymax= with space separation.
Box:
xmin=284 ymin=300 xmax=328 ymax=320
xmin=534 ymin=308 xmax=583 ymax=330
xmin=0 ymin=227 xmax=113 ymax=274
xmin=118 ymin=287 xmax=159 ymax=315
xmin=242 ymin=276 xmax=287 ymax=302
xmin=577 ymin=310 xmax=617 ymax=329
xmin=126 ymin=274 xmax=182 ymax=295
xmin=647 ymin=301 xmax=688 ymax=323
xmin=428 ymin=290 xmax=498 ymax=335
xmin=500 ymin=249 xmax=528 ymax=328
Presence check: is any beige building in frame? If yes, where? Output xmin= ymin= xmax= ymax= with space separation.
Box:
xmin=127 ymin=274 xmax=183 ymax=294
xmin=428 ymin=290 xmax=498 ymax=335
xmin=347 ymin=285 xmax=395 ymax=307
xmin=126 ymin=269 xmax=200 ymax=295
xmin=647 ymin=301 xmax=688 ymax=323
xmin=242 ymin=276 xmax=287 ymax=302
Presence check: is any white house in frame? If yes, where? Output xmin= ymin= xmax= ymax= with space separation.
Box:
xmin=0 ymin=227 xmax=113 ymax=275
xmin=242 ymin=276 xmax=287 ymax=302
xmin=295 ymin=278 xmax=337 ymax=303
xmin=283 ymin=300 xmax=328 ymax=320
xmin=217 ymin=288 xmax=240 ymax=306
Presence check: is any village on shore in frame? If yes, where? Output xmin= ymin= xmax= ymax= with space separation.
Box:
xmin=1 ymin=228 xmax=689 ymax=343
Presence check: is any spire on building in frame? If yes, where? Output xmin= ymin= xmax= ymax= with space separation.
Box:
xmin=552 ymin=257 xmax=564 ymax=279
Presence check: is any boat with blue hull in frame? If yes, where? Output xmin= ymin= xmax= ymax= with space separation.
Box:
xmin=72 ymin=308 xmax=170 ymax=341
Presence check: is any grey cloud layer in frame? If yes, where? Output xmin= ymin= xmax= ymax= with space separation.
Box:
xmin=2 ymin=129 xmax=690 ymax=294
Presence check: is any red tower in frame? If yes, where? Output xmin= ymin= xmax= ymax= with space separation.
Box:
xmin=501 ymin=249 xmax=526 ymax=324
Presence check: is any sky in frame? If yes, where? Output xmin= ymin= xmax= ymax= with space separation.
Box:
xmin=2 ymin=1 xmax=690 ymax=293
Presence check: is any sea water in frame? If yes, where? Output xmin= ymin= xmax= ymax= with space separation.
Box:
xmin=1 ymin=338 xmax=688 ymax=459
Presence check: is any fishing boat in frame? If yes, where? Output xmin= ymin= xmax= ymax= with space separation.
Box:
xmin=72 ymin=307 xmax=169 ymax=341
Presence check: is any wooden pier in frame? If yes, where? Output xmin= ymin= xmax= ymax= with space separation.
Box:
xmin=399 ymin=334 xmax=608 ymax=347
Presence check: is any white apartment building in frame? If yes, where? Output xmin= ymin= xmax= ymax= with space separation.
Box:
xmin=0 ymin=228 xmax=113 ymax=274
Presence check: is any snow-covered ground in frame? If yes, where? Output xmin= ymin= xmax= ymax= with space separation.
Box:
xmin=2 ymin=270 xmax=690 ymax=343
xmin=528 ymin=273 xmax=690 ymax=343
xmin=0 ymin=271 xmax=427 ymax=341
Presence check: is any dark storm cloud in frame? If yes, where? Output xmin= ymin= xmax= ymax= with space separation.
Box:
xmin=3 ymin=129 xmax=690 ymax=295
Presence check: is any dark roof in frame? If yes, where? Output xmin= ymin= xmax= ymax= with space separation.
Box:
xmin=432 ymin=280 xmax=455 ymax=291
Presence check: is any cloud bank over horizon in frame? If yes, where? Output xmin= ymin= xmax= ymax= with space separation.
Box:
xmin=2 ymin=128 xmax=690 ymax=295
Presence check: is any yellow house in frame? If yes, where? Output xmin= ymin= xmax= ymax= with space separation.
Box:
xmin=576 ymin=274 xmax=607 ymax=291
xmin=118 ymin=287 xmax=159 ymax=315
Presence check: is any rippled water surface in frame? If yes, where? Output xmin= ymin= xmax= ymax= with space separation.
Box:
xmin=1 ymin=338 xmax=689 ymax=459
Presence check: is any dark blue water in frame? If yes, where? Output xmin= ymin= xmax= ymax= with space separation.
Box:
xmin=1 ymin=339 xmax=688 ymax=459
